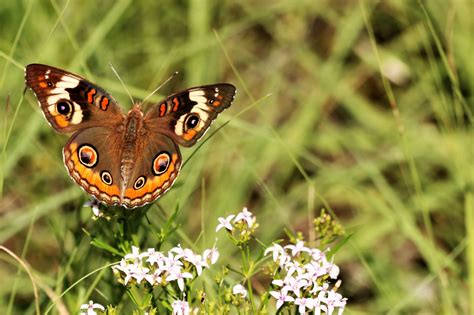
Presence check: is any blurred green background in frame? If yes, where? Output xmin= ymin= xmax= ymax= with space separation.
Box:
xmin=0 ymin=0 xmax=472 ymax=313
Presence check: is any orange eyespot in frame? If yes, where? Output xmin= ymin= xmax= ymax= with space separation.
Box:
xmin=153 ymin=152 xmax=170 ymax=175
xmin=78 ymin=144 xmax=98 ymax=168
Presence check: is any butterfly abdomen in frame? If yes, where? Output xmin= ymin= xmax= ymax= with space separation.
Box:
xmin=119 ymin=106 xmax=145 ymax=197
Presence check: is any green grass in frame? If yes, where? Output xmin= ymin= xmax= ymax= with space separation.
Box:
xmin=0 ymin=0 xmax=472 ymax=313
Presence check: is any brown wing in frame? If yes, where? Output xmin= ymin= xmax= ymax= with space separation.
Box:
xmin=25 ymin=64 xmax=124 ymax=133
xmin=143 ymin=84 xmax=236 ymax=147
xmin=62 ymin=127 xmax=124 ymax=205
xmin=121 ymin=133 xmax=182 ymax=208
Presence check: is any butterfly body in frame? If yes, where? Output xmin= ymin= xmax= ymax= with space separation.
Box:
xmin=25 ymin=64 xmax=236 ymax=208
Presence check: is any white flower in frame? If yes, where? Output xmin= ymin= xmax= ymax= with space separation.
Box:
xmin=113 ymin=260 xmax=135 ymax=285
xmin=203 ymin=247 xmax=219 ymax=265
xmin=321 ymin=290 xmax=347 ymax=315
xmin=295 ymin=297 xmax=315 ymax=314
xmin=216 ymin=214 xmax=235 ymax=232
xmin=80 ymin=300 xmax=105 ymax=315
xmin=129 ymin=263 xmax=150 ymax=284
xmin=311 ymin=248 xmax=326 ymax=262
xmin=189 ymin=254 xmax=208 ymax=276
xmin=264 ymin=243 xmax=285 ymax=262
xmin=144 ymin=269 xmax=162 ymax=286
xmin=306 ymin=261 xmax=328 ymax=283
xmin=162 ymin=252 xmax=183 ymax=271
xmin=172 ymin=299 xmax=190 ymax=315
xmin=146 ymin=248 xmax=165 ymax=266
xmin=84 ymin=199 xmax=102 ymax=217
xmin=170 ymin=245 xmax=196 ymax=263
xmin=232 ymin=284 xmax=248 ymax=298
xmin=270 ymin=290 xmax=295 ymax=310
xmin=166 ymin=269 xmax=193 ymax=291
xmin=281 ymin=276 xmax=308 ymax=297
xmin=234 ymin=207 xmax=254 ymax=227
xmin=328 ymin=262 xmax=340 ymax=279
xmin=285 ymin=240 xmax=310 ymax=256
xmin=284 ymin=260 xmax=302 ymax=278
xmin=125 ymin=246 xmax=145 ymax=261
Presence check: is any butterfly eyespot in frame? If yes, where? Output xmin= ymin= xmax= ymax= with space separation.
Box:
xmin=153 ymin=152 xmax=171 ymax=175
xmin=78 ymin=144 xmax=98 ymax=168
xmin=56 ymin=100 xmax=73 ymax=118
xmin=185 ymin=114 xmax=200 ymax=130
xmin=101 ymin=171 xmax=113 ymax=185
xmin=47 ymin=82 xmax=53 ymax=87
xmin=133 ymin=176 xmax=147 ymax=190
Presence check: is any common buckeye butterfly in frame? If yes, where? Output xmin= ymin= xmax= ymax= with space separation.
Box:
xmin=25 ymin=64 xmax=236 ymax=208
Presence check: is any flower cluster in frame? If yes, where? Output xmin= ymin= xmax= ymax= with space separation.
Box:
xmin=216 ymin=207 xmax=259 ymax=244
xmin=266 ymin=241 xmax=347 ymax=314
xmin=112 ymin=245 xmax=219 ymax=291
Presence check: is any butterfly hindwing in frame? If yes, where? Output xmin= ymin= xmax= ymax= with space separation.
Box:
xmin=63 ymin=127 xmax=123 ymax=205
xmin=25 ymin=64 xmax=124 ymax=133
xmin=144 ymin=84 xmax=236 ymax=147
xmin=121 ymin=134 xmax=182 ymax=208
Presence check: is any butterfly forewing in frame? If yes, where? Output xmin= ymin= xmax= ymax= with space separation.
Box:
xmin=144 ymin=83 xmax=236 ymax=147
xmin=25 ymin=64 xmax=124 ymax=133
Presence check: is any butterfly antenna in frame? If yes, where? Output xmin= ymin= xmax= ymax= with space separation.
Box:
xmin=108 ymin=62 xmax=134 ymax=104
xmin=142 ymin=71 xmax=179 ymax=104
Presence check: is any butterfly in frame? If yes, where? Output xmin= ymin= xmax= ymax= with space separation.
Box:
xmin=25 ymin=64 xmax=236 ymax=208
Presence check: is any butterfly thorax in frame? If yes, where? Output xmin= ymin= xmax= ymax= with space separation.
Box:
xmin=119 ymin=104 xmax=145 ymax=196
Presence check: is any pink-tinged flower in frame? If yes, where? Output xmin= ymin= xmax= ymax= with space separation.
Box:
xmin=216 ymin=214 xmax=235 ymax=232
xmin=285 ymin=240 xmax=310 ymax=256
xmin=144 ymin=269 xmax=162 ymax=286
xmin=80 ymin=300 xmax=105 ymax=315
xmin=203 ymin=247 xmax=219 ymax=265
xmin=306 ymin=261 xmax=328 ymax=283
xmin=162 ymin=252 xmax=183 ymax=271
xmin=170 ymin=245 xmax=196 ymax=263
xmin=232 ymin=284 xmax=248 ymax=298
xmin=129 ymin=263 xmax=150 ymax=284
xmin=113 ymin=260 xmax=135 ymax=285
xmin=146 ymin=248 xmax=165 ymax=266
xmin=269 ymin=290 xmax=295 ymax=310
xmin=281 ymin=276 xmax=308 ymax=297
xmin=172 ymin=299 xmax=190 ymax=315
xmin=294 ymin=297 xmax=315 ymax=314
xmin=311 ymin=248 xmax=326 ymax=262
xmin=234 ymin=207 xmax=254 ymax=227
xmin=166 ymin=269 xmax=193 ymax=291
xmin=321 ymin=290 xmax=347 ymax=315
